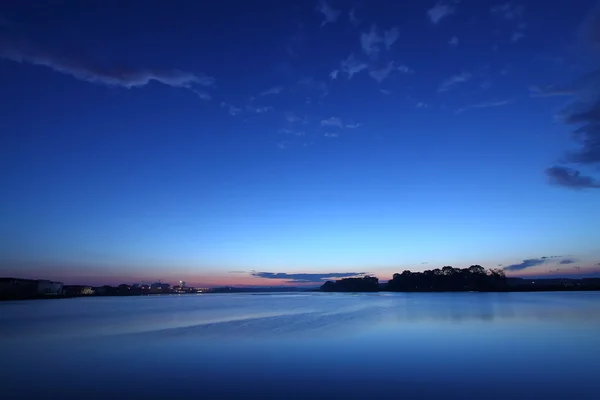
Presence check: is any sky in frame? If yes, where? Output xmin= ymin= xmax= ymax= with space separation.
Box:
xmin=1 ymin=0 xmax=600 ymax=287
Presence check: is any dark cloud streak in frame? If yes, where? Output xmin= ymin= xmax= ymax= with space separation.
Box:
xmin=252 ymin=271 xmax=366 ymax=284
xmin=504 ymin=258 xmax=547 ymax=271
xmin=546 ymin=166 xmax=600 ymax=189
xmin=0 ymin=41 xmax=214 ymax=97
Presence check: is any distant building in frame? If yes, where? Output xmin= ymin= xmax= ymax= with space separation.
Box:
xmin=62 ymin=285 xmax=95 ymax=296
xmin=36 ymin=280 xmax=63 ymax=296
xmin=150 ymin=282 xmax=170 ymax=293
xmin=0 ymin=278 xmax=63 ymax=299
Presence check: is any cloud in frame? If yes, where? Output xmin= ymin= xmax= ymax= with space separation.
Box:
xmin=340 ymin=53 xmax=368 ymax=79
xmin=416 ymin=102 xmax=428 ymax=108
xmin=192 ymin=89 xmax=212 ymax=101
xmin=449 ymin=36 xmax=459 ymax=46
xmin=384 ymin=27 xmax=400 ymax=49
xmin=456 ymin=99 xmax=512 ymax=114
xmin=349 ymin=6 xmax=360 ymax=27
xmin=260 ymin=86 xmax=283 ymax=96
xmin=324 ymin=132 xmax=339 ymax=138
xmin=285 ymin=112 xmax=308 ymax=124
xmin=529 ymin=85 xmax=577 ymax=97
xmin=511 ymin=32 xmax=525 ymax=42
xmin=491 ymin=3 xmax=524 ymax=21
xmin=438 ymin=72 xmax=471 ymax=92
xmin=252 ymin=271 xmax=366 ymax=284
xmin=321 ymin=117 xmax=344 ymax=128
xmin=316 ymin=0 xmax=341 ymax=27
xmin=278 ymin=128 xmax=305 ymax=136
xmin=296 ymin=77 xmax=328 ymax=98
xmin=330 ymin=69 xmax=339 ymax=80
xmin=221 ymin=102 xmax=242 ymax=116
xmin=246 ymin=105 xmax=273 ymax=114
xmin=360 ymin=26 xmax=399 ymax=57
xmin=545 ymin=166 xmax=600 ymax=189
xmin=228 ymin=271 xmax=246 ymax=274
xmin=396 ymin=65 xmax=414 ymax=74
xmin=491 ymin=4 xmax=526 ymax=42
xmin=504 ymin=258 xmax=547 ymax=271
xmin=321 ymin=117 xmax=360 ymax=129
xmin=380 ymin=89 xmax=392 ymax=95
xmin=537 ymin=64 xmax=600 ymax=188
xmin=0 ymin=43 xmax=215 ymax=97
xmin=559 ymin=259 xmax=576 ymax=265
xmin=369 ymin=61 xmax=396 ymax=83
xmin=428 ymin=2 xmax=455 ymax=24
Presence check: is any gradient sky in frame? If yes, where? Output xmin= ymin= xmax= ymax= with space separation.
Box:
xmin=1 ymin=0 xmax=600 ymax=287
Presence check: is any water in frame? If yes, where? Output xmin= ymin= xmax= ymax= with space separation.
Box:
xmin=1 ymin=292 xmax=599 ymax=399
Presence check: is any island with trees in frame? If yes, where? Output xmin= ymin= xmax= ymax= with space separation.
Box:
xmin=320 ymin=266 xmax=600 ymax=292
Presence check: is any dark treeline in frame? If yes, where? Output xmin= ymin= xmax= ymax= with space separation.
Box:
xmin=320 ymin=266 xmax=600 ymax=292
xmin=387 ymin=265 xmax=507 ymax=292
xmin=321 ymin=276 xmax=380 ymax=292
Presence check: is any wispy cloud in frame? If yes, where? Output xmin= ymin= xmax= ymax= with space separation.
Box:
xmin=511 ymin=32 xmax=525 ymax=42
xmin=278 ymin=128 xmax=305 ymax=136
xmin=321 ymin=117 xmax=344 ymax=128
xmin=349 ymin=6 xmax=360 ymax=27
xmin=416 ymin=102 xmax=428 ymax=108
xmin=330 ymin=69 xmax=339 ymax=80
xmin=491 ymin=3 xmax=524 ymax=21
xmin=456 ymin=99 xmax=512 ymax=114
xmin=360 ymin=25 xmax=399 ymax=57
xmin=221 ymin=102 xmax=242 ymax=116
xmin=296 ymin=77 xmax=328 ymax=99
xmin=546 ymin=166 xmax=600 ymax=189
xmin=259 ymin=86 xmax=283 ymax=96
xmin=324 ymin=132 xmax=339 ymax=138
xmin=438 ymin=72 xmax=471 ymax=92
xmin=321 ymin=117 xmax=361 ymax=129
xmin=529 ymin=85 xmax=576 ymax=97
xmin=559 ymin=258 xmax=576 ymax=265
xmin=384 ymin=27 xmax=400 ymax=50
xmin=316 ymin=0 xmax=341 ymax=27
xmin=369 ymin=61 xmax=396 ymax=83
xmin=246 ymin=105 xmax=273 ymax=114
xmin=397 ymin=64 xmax=414 ymax=74
xmin=491 ymin=4 xmax=526 ymax=42
xmin=340 ymin=53 xmax=368 ymax=79
xmin=252 ymin=271 xmax=366 ymax=284
xmin=428 ymin=2 xmax=456 ymax=24
xmin=380 ymin=89 xmax=392 ymax=95
xmin=504 ymin=258 xmax=547 ymax=271
xmin=0 ymin=42 xmax=215 ymax=98
xmin=285 ymin=112 xmax=308 ymax=124
xmin=449 ymin=36 xmax=459 ymax=46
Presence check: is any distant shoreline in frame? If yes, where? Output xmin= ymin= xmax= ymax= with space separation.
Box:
xmin=2 ymin=286 xmax=600 ymax=302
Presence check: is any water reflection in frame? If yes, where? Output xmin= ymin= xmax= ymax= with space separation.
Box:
xmin=1 ymin=292 xmax=599 ymax=399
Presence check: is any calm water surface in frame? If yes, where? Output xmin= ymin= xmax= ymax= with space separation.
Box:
xmin=1 ymin=292 xmax=599 ymax=399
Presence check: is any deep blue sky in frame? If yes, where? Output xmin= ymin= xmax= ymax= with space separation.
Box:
xmin=1 ymin=0 xmax=599 ymax=286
